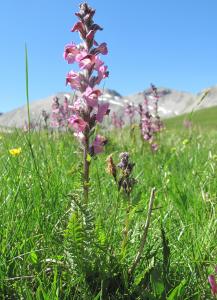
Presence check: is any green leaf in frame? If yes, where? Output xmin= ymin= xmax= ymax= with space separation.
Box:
xmin=30 ymin=251 xmax=38 ymax=264
xmin=167 ymin=279 xmax=187 ymax=300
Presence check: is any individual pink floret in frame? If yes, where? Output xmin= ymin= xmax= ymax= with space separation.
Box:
xmin=92 ymin=134 xmax=107 ymax=154
xmin=79 ymin=54 xmax=96 ymax=70
xmin=68 ymin=115 xmax=88 ymax=132
xmin=63 ymin=43 xmax=80 ymax=64
xmin=71 ymin=21 xmax=86 ymax=38
xmin=83 ymin=87 xmax=102 ymax=108
xmin=96 ymin=102 xmax=109 ymax=123
xmin=66 ymin=71 xmax=86 ymax=91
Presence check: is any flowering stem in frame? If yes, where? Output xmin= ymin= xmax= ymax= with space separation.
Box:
xmin=64 ymin=3 xmax=109 ymax=203
xmin=83 ymin=131 xmax=90 ymax=203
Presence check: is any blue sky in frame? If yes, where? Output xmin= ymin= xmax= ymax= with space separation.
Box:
xmin=1 ymin=0 xmax=217 ymax=112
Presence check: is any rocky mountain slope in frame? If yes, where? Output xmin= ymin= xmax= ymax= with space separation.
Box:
xmin=0 ymin=85 xmax=216 ymax=128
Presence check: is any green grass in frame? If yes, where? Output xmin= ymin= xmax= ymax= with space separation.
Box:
xmin=165 ymin=105 xmax=217 ymax=130
xmin=0 ymin=127 xmax=216 ymax=299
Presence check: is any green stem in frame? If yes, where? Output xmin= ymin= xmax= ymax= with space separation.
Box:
xmin=128 ymin=187 xmax=156 ymax=275
xmin=121 ymin=195 xmax=131 ymax=252
xmin=83 ymin=131 xmax=90 ymax=204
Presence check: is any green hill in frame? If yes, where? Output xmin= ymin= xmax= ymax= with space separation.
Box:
xmin=165 ymin=105 xmax=217 ymax=130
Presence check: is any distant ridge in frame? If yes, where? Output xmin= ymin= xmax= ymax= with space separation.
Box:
xmin=0 ymin=85 xmax=217 ymax=128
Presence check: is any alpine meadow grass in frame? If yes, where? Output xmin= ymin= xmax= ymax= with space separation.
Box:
xmin=0 ymin=125 xmax=217 ymax=299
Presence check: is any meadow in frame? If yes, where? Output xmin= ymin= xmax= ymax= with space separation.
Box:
xmin=165 ymin=105 xmax=217 ymax=131
xmin=0 ymin=120 xmax=216 ymax=299
xmin=1 ymin=2 xmax=217 ymax=299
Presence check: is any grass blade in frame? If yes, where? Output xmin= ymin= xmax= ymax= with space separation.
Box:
xmin=25 ymin=44 xmax=31 ymax=132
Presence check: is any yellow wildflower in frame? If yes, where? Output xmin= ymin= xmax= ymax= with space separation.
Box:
xmin=182 ymin=139 xmax=189 ymax=145
xmin=9 ymin=147 xmax=22 ymax=156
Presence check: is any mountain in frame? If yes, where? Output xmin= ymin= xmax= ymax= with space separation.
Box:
xmin=0 ymin=86 xmax=217 ymax=128
xmin=0 ymin=90 xmax=122 ymax=128
xmin=124 ymin=88 xmax=195 ymax=117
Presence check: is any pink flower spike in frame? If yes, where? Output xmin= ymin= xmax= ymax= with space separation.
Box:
xmin=63 ymin=2 xmax=109 ymax=201
xmin=68 ymin=115 xmax=88 ymax=132
xmin=208 ymin=275 xmax=217 ymax=295
xmin=96 ymin=102 xmax=109 ymax=123
xmin=92 ymin=134 xmax=107 ymax=154
xmin=63 ymin=43 xmax=80 ymax=64
xmin=63 ymin=97 xmax=69 ymax=111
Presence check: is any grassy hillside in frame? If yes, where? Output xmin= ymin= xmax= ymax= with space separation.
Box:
xmin=165 ymin=105 xmax=217 ymax=130
xmin=0 ymin=127 xmax=216 ymax=299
